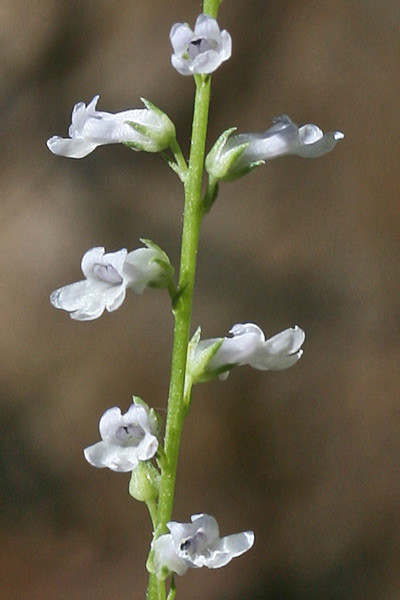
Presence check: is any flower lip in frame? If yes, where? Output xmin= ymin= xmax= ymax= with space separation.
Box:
xmin=170 ymin=14 xmax=232 ymax=76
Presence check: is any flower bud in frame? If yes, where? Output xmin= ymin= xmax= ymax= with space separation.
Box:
xmin=129 ymin=461 xmax=160 ymax=502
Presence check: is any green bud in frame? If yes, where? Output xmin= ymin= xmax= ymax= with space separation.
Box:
xmin=186 ymin=327 xmax=224 ymax=384
xmin=129 ymin=461 xmax=160 ymax=503
xmin=140 ymin=238 xmax=175 ymax=290
xmin=205 ymin=127 xmax=247 ymax=180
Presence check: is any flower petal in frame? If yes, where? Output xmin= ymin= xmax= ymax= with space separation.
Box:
xmin=83 ymin=441 xmax=140 ymax=472
xmin=296 ymin=127 xmax=344 ymax=158
xmin=207 ymin=323 xmax=264 ymax=368
xmin=50 ymin=280 xmax=110 ymax=321
xmin=194 ymin=14 xmax=221 ymax=41
xmin=153 ymin=534 xmax=189 ymax=576
xmin=169 ymin=23 xmax=194 ymax=54
xmin=263 ymin=325 xmax=305 ymax=356
xmin=191 ymin=514 xmax=220 ymax=543
xmin=99 ymin=407 xmax=123 ymax=440
xmin=80 ymin=247 xmax=107 ymax=279
xmin=220 ymin=30 xmax=232 ymax=60
xmin=136 ymin=433 xmax=159 ymax=461
xmin=192 ymin=49 xmax=224 ymax=75
xmin=202 ymin=531 xmax=255 ymax=568
xmin=248 ymin=326 xmax=305 ymax=370
xmin=256 ymin=350 xmax=304 ymax=371
xmin=123 ymin=248 xmax=163 ymax=293
xmin=234 ymin=116 xmax=300 ymax=164
xmin=46 ymin=135 xmax=98 ymax=158
xmin=70 ymin=96 xmax=100 ymax=135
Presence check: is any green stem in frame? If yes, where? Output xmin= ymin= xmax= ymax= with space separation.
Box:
xmin=146 ymin=64 xmax=213 ymax=600
xmin=146 ymin=3 xmax=223 ymax=598
xmin=157 ymin=578 xmax=166 ymax=600
xmin=158 ymin=73 xmax=211 ymax=529
xmin=203 ymin=0 xmax=223 ymax=18
xmin=166 ymin=578 xmax=176 ymax=600
xmin=169 ymin=138 xmax=188 ymax=181
xmin=146 ymin=498 xmax=159 ymax=531
xmin=146 ymin=575 xmax=159 ymax=600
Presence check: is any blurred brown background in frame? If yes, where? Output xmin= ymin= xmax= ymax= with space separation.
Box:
xmin=1 ymin=0 xmax=400 ymax=598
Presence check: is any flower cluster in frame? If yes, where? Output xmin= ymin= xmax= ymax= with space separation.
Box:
xmin=84 ymin=397 xmax=160 ymax=473
xmin=152 ymin=514 xmax=254 ymax=578
xmin=47 ymin=9 xmax=344 ymax=594
xmin=50 ymin=241 xmax=173 ymax=321
xmin=206 ymin=115 xmax=344 ymax=181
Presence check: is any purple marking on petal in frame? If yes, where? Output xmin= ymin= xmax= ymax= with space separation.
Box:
xmin=187 ymin=37 xmax=211 ymax=59
xmin=93 ymin=263 xmax=123 ymax=284
xmin=180 ymin=531 xmax=209 ymax=558
xmin=115 ymin=423 xmax=145 ymax=443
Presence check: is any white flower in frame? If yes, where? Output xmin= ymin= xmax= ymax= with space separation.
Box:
xmin=84 ymin=398 xmax=159 ymax=473
xmin=50 ymin=243 xmax=172 ymax=321
xmin=206 ymin=115 xmax=344 ymax=180
xmin=47 ymin=95 xmax=175 ymax=158
xmin=153 ymin=514 xmax=254 ymax=577
xmin=170 ymin=14 xmax=232 ymax=76
xmin=195 ymin=323 xmax=305 ymax=380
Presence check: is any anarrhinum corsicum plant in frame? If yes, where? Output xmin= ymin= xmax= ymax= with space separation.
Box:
xmin=47 ymin=1 xmax=343 ymax=598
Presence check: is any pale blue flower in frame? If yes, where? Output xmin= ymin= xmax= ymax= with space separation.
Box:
xmin=84 ymin=398 xmax=159 ymax=473
xmin=50 ymin=243 xmax=172 ymax=321
xmin=170 ymin=14 xmax=232 ymax=76
xmin=153 ymin=514 xmax=254 ymax=577
xmin=193 ymin=323 xmax=305 ymax=380
xmin=47 ymin=95 xmax=175 ymax=158
xmin=206 ymin=115 xmax=344 ymax=180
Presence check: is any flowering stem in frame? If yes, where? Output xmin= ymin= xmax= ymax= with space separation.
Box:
xmin=147 ymin=80 xmax=210 ymax=599
xmin=158 ymin=71 xmax=211 ymax=528
xmin=146 ymin=10 xmax=225 ymax=600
